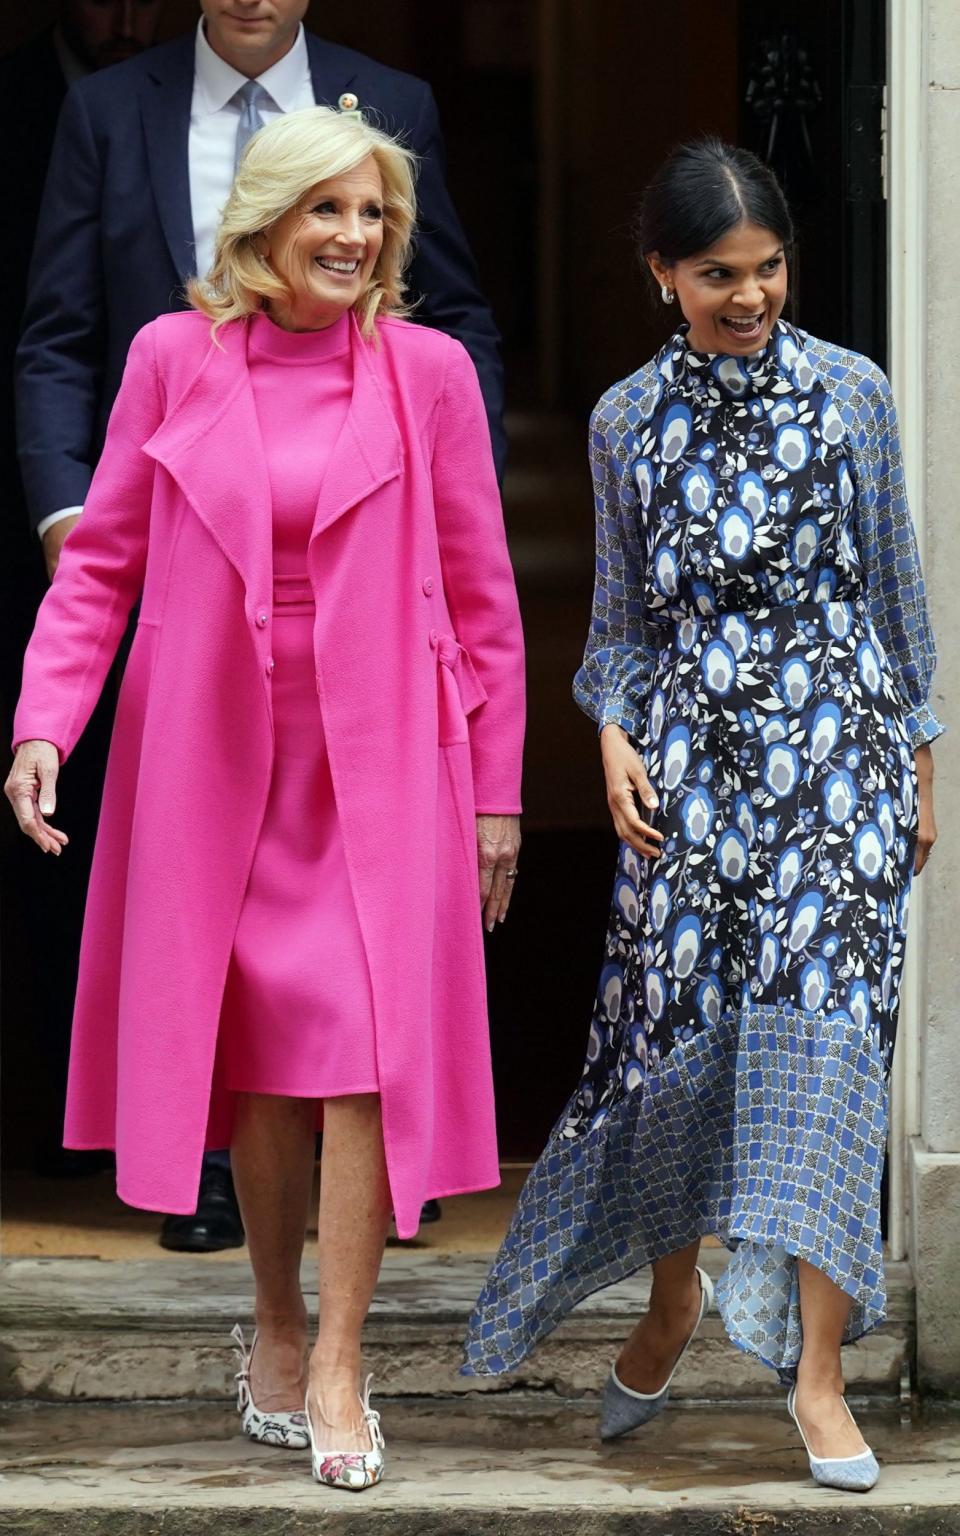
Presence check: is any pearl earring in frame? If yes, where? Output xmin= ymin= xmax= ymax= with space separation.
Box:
xmin=661 ymin=284 xmax=675 ymax=305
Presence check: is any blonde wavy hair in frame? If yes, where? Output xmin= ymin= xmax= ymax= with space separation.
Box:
xmin=189 ymin=106 xmax=417 ymax=339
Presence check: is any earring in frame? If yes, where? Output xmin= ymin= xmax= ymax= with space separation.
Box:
xmin=661 ymin=284 xmax=675 ymax=305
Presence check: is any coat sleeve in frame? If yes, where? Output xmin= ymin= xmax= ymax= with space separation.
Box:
xmin=13 ymin=324 xmax=162 ymax=761
xmin=572 ymin=403 xmax=659 ymax=738
xmin=406 ymin=84 xmax=506 ymax=482
xmin=16 ymin=82 xmax=105 ymax=530
xmin=851 ymin=364 xmax=943 ymax=746
xmin=431 ymin=339 xmax=524 ymax=814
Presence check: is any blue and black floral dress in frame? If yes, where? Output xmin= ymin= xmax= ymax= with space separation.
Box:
xmin=464 ymin=320 xmax=942 ymax=1379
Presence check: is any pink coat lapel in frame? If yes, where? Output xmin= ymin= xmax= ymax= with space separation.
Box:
xmin=312 ymin=313 xmax=403 ymax=538
xmin=144 ymin=313 xmax=403 ymax=597
xmin=143 ymin=322 xmax=272 ymax=612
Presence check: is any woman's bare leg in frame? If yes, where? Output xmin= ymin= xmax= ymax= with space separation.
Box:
xmin=615 ymin=1238 xmax=703 ymax=1391
xmin=231 ymin=1092 xmax=317 ymax=1411
xmin=307 ymin=1092 xmax=392 ymax=1453
xmin=794 ymin=1257 xmax=868 ymax=1457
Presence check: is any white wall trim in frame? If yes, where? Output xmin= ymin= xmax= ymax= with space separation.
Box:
xmin=885 ymin=0 xmax=928 ymax=1262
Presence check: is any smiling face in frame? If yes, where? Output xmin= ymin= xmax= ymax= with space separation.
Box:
xmin=259 ymin=158 xmax=385 ymax=331
xmin=649 ymin=222 xmax=789 ymax=355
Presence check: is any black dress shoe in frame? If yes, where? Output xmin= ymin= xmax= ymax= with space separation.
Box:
xmin=159 ymin=1163 xmax=245 ymax=1252
xmin=420 ymin=1199 xmax=442 ymax=1224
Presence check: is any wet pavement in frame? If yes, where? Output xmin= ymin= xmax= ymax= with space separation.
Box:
xmin=1 ymin=1395 xmax=958 ymax=1534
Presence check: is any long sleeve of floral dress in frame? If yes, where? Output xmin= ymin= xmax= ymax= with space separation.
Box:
xmin=572 ymin=379 xmax=663 ymax=736
xmin=813 ymin=345 xmax=943 ymax=747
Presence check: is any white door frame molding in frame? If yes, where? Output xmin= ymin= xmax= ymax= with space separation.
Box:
xmin=885 ymin=0 xmax=928 ymax=1261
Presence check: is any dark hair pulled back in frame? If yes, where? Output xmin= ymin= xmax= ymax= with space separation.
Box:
xmin=635 ymin=136 xmax=794 ymax=270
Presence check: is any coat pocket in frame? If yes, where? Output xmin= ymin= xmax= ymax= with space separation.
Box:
xmin=435 ymin=633 xmax=489 ymax=747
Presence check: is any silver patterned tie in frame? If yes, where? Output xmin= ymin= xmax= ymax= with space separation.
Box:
xmin=233 ymin=80 xmax=271 ymax=170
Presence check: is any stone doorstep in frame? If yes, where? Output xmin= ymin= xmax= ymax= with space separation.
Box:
xmin=0 ymin=1397 xmax=958 ymax=1536
xmin=0 ymin=1251 xmax=915 ymax=1405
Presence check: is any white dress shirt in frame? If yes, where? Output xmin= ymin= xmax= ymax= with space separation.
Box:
xmin=189 ymin=18 xmax=314 ymax=281
xmin=39 ymin=21 xmax=315 ymax=539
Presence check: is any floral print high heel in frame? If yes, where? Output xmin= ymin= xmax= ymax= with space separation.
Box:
xmin=305 ymin=1373 xmax=386 ymax=1491
xmin=231 ymin=1323 xmax=310 ymax=1449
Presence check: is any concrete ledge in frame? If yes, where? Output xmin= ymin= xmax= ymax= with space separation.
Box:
xmin=0 ymin=1251 xmax=915 ymax=1404
xmin=908 ymin=1141 xmax=960 ymax=1394
xmin=0 ymin=1397 xmax=957 ymax=1535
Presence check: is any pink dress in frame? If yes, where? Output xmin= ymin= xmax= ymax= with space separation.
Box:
xmin=217 ymin=310 xmax=379 ymax=1098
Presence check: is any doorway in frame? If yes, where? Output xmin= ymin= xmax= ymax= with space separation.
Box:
xmin=0 ymin=0 xmax=890 ymax=1177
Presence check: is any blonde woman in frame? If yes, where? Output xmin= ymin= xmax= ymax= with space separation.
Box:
xmin=7 ymin=107 xmax=525 ymax=1490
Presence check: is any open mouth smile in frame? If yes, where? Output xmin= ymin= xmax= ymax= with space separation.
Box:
xmin=315 ymin=257 xmax=361 ymax=276
xmin=720 ymin=312 xmax=765 ymax=341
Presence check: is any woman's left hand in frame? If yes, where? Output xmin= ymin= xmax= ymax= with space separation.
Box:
xmin=914 ymin=744 xmax=937 ymax=875
xmin=476 ymin=814 xmax=521 ymax=933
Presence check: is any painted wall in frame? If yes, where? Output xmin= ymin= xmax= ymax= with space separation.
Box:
xmin=904 ymin=0 xmax=960 ymax=1393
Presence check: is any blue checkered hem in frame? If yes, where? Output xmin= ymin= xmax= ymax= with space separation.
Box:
xmin=462 ymin=1003 xmax=888 ymax=1378
xmin=716 ymin=1005 xmax=888 ymax=1375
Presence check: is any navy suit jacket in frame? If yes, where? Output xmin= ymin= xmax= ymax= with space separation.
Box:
xmin=17 ymin=31 xmax=505 ymax=530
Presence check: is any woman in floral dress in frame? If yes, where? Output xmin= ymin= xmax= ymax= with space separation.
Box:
xmin=464 ymin=140 xmax=940 ymax=1490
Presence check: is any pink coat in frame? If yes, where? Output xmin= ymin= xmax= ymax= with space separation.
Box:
xmin=14 ymin=310 xmax=525 ymax=1236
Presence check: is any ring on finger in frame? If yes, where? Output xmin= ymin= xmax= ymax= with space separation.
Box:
xmin=505 ymin=868 xmax=519 ymax=880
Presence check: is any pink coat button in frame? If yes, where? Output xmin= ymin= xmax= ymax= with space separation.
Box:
xmin=266 ymin=657 xmax=275 ymax=674
xmin=429 ymin=629 xmax=439 ymax=648
xmin=422 ymin=576 xmax=435 ymax=596
xmin=256 ymin=611 xmax=268 ymax=628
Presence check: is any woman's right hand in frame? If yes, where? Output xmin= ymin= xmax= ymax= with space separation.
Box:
xmin=600 ymin=723 xmax=663 ymax=859
xmin=5 ymin=741 xmax=68 ymax=855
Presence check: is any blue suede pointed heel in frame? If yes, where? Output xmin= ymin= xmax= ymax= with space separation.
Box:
xmin=786 ymin=1385 xmax=879 ymax=1491
xmin=599 ymin=1264 xmax=714 ymax=1441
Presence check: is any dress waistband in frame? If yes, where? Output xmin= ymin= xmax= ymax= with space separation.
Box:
xmin=651 ymin=598 xmax=862 ymax=638
xmin=272 ymin=575 xmax=314 ymax=610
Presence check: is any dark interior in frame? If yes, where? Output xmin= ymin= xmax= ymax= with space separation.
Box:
xmin=0 ymin=1 xmax=887 ymax=1167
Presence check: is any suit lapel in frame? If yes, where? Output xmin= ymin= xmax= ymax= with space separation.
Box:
xmin=141 ymin=37 xmax=196 ymax=282
xmin=305 ymin=32 xmax=358 ymax=110
xmin=143 ymin=322 xmax=272 ymax=609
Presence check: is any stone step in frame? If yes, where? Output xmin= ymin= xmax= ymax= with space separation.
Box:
xmin=1 ymin=1395 xmax=957 ymax=1534
xmin=0 ymin=1250 xmax=914 ymax=1404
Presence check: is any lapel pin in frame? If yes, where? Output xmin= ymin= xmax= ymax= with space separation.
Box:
xmin=337 ymin=92 xmax=361 ymax=118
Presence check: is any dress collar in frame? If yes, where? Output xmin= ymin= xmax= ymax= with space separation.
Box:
xmin=193 ymin=19 xmax=311 ymax=115
xmin=659 ymin=319 xmax=808 ymax=400
xmin=248 ymin=308 xmax=351 ymax=364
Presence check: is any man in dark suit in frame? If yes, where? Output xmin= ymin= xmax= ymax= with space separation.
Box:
xmin=0 ymin=3 xmax=165 ymax=1180
xmin=19 ymin=0 xmax=505 ymax=564
xmin=4 ymin=5 xmax=166 ymax=570
xmin=17 ymin=0 xmax=503 ymax=1248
